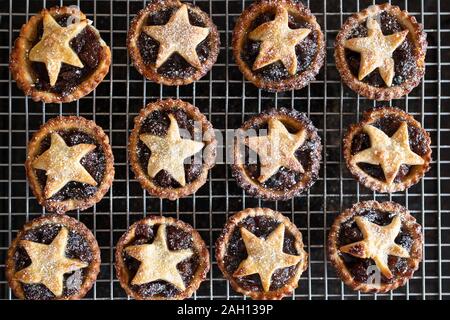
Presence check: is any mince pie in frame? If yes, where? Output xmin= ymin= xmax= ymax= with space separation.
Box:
xmin=10 ymin=6 xmax=111 ymax=103
xmin=232 ymin=0 xmax=325 ymax=92
xmin=328 ymin=201 xmax=423 ymax=293
xmin=335 ymin=3 xmax=427 ymax=100
xmin=129 ymin=99 xmax=216 ymax=200
xmin=115 ymin=215 xmax=209 ymax=300
xmin=343 ymin=107 xmax=431 ymax=193
xmin=25 ymin=116 xmax=114 ymax=213
xmin=232 ymin=108 xmax=321 ymax=201
xmin=128 ymin=0 xmax=220 ymax=86
xmin=216 ymin=207 xmax=308 ymax=300
xmin=6 ymin=214 xmax=101 ymax=300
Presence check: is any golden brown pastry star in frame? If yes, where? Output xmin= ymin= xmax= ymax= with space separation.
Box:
xmin=142 ymin=4 xmax=210 ymax=69
xmin=124 ymin=224 xmax=193 ymax=290
xmin=32 ymin=132 xmax=97 ymax=199
xmin=245 ymin=118 xmax=306 ymax=183
xmin=248 ymin=7 xmax=311 ymax=75
xmin=344 ymin=16 xmax=408 ymax=86
xmin=140 ymin=114 xmax=204 ymax=186
xmin=351 ymin=122 xmax=425 ymax=185
xmin=233 ymin=224 xmax=301 ymax=292
xmin=340 ymin=215 xmax=410 ymax=278
xmin=29 ymin=12 xmax=87 ymax=86
xmin=14 ymin=227 xmax=88 ymax=297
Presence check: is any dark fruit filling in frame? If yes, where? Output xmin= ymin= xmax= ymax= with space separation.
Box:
xmin=241 ymin=11 xmax=318 ymax=82
xmin=32 ymin=14 xmax=103 ymax=96
xmin=137 ymin=108 xmax=204 ymax=188
xmin=14 ymin=224 xmax=93 ymax=300
xmin=123 ymin=223 xmax=198 ymax=298
xmin=224 ymin=216 xmax=299 ymax=292
xmin=337 ymin=209 xmax=417 ymax=284
xmin=345 ymin=11 xmax=418 ymax=87
xmin=351 ymin=115 xmax=428 ymax=182
xmin=243 ymin=119 xmax=320 ymax=191
xmin=138 ymin=6 xmax=211 ymax=79
xmin=244 ymin=135 xmax=316 ymax=191
xmin=35 ymin=130 xmax=106 ymax=201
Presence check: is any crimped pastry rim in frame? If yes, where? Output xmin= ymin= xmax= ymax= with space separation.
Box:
xmin=6 ymin=214 xmax=101 ymax=300
xmin=334 ymin=3 xmax=427 ymax=101
xmin=232 ymin=0 xmax=325 ymax=92
xmin=342 ymin=107 xmax=432 ymax=193
xmin=231 ymin=107 xmax=322 ymax=201
xmin=215 ymin=207 xmax=308 ymax=300
xmin=25 ymin=116 xmax=115 ymax=213
xmin=127 ymin=0 xmax=220 ymax=86
xmin=9 ymin=6 xmax=111 ymax=103
xmin=327 ymin=200 xmax=423 ymax=293
xmin=129 ymin=99 xmax=217 ymax=200
xmin=114 ymin=215 xmax=210 ymax=300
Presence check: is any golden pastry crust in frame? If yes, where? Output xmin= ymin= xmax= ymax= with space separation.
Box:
xmin=115 ymin=215 xmax=210 ymax=300
xmin=127 ymin=0 xmax=220 ymax=86
xmin=232 ymin=0 xmax=325 ymax=92
xmin=215 ymin=207 xmax=308 ymax=300
xmin=25 ymin=116 xmax=115 ymax=213
xmin=327 ymin=201 xmax=423 ymax=293
xmin=6 ymin=214 xmax=101 ymax=300
xmin=343 ymin=107 xmax=431 ymax=193
xmin=9 ymin=6 xmax=111 ymax=103
xmin=232 ymin=108 xmax=321 ymax=201
xmin=334 ymin=3 xmax=427 ymax=101
xmin=129 ymin=99 xmax=217 ymax=200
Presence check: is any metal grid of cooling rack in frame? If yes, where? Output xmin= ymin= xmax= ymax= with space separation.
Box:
xmin=0 ymin=0 xmax=449 ymax=300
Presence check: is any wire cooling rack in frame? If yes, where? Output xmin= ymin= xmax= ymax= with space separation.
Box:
xmin=0 ymin=0 xmax=449 ymax=300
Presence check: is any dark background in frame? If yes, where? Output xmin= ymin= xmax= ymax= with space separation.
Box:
xmin=0 ymin=0 xmax=449 ymax=300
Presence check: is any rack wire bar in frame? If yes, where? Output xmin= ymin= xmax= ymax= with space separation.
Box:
xmin=0 ymin=0 xmax=449 ymax=300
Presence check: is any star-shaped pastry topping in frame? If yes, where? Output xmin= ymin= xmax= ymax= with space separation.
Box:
xmin=14 ymin=227 xmax=88 ymax=297
xmin=344 ymin=16 xmax=408 ymax=86
xmin=340 ymin=215 xmax=410 ymax=278
xmin=140 ymin=114 xmax=204 ymax=186
xmin=351 ymin=122 xmax=425 ymax=185
xmin=248 ymin=7 xmax=310 ymax=75
xmin=32 ymin=132 xmax=97 ymax=199
xmin=142 ymin=4 xmax=210 ymax=69
xmin=29 ymin=12 xmax=88 ymax=86
xmin=245 ymin=118 xmax=306 ymax=183
xmin=233 ymin=224 xmax=301 ymax=292
xmin=125 ymin=224 xmax=193 ymax=290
